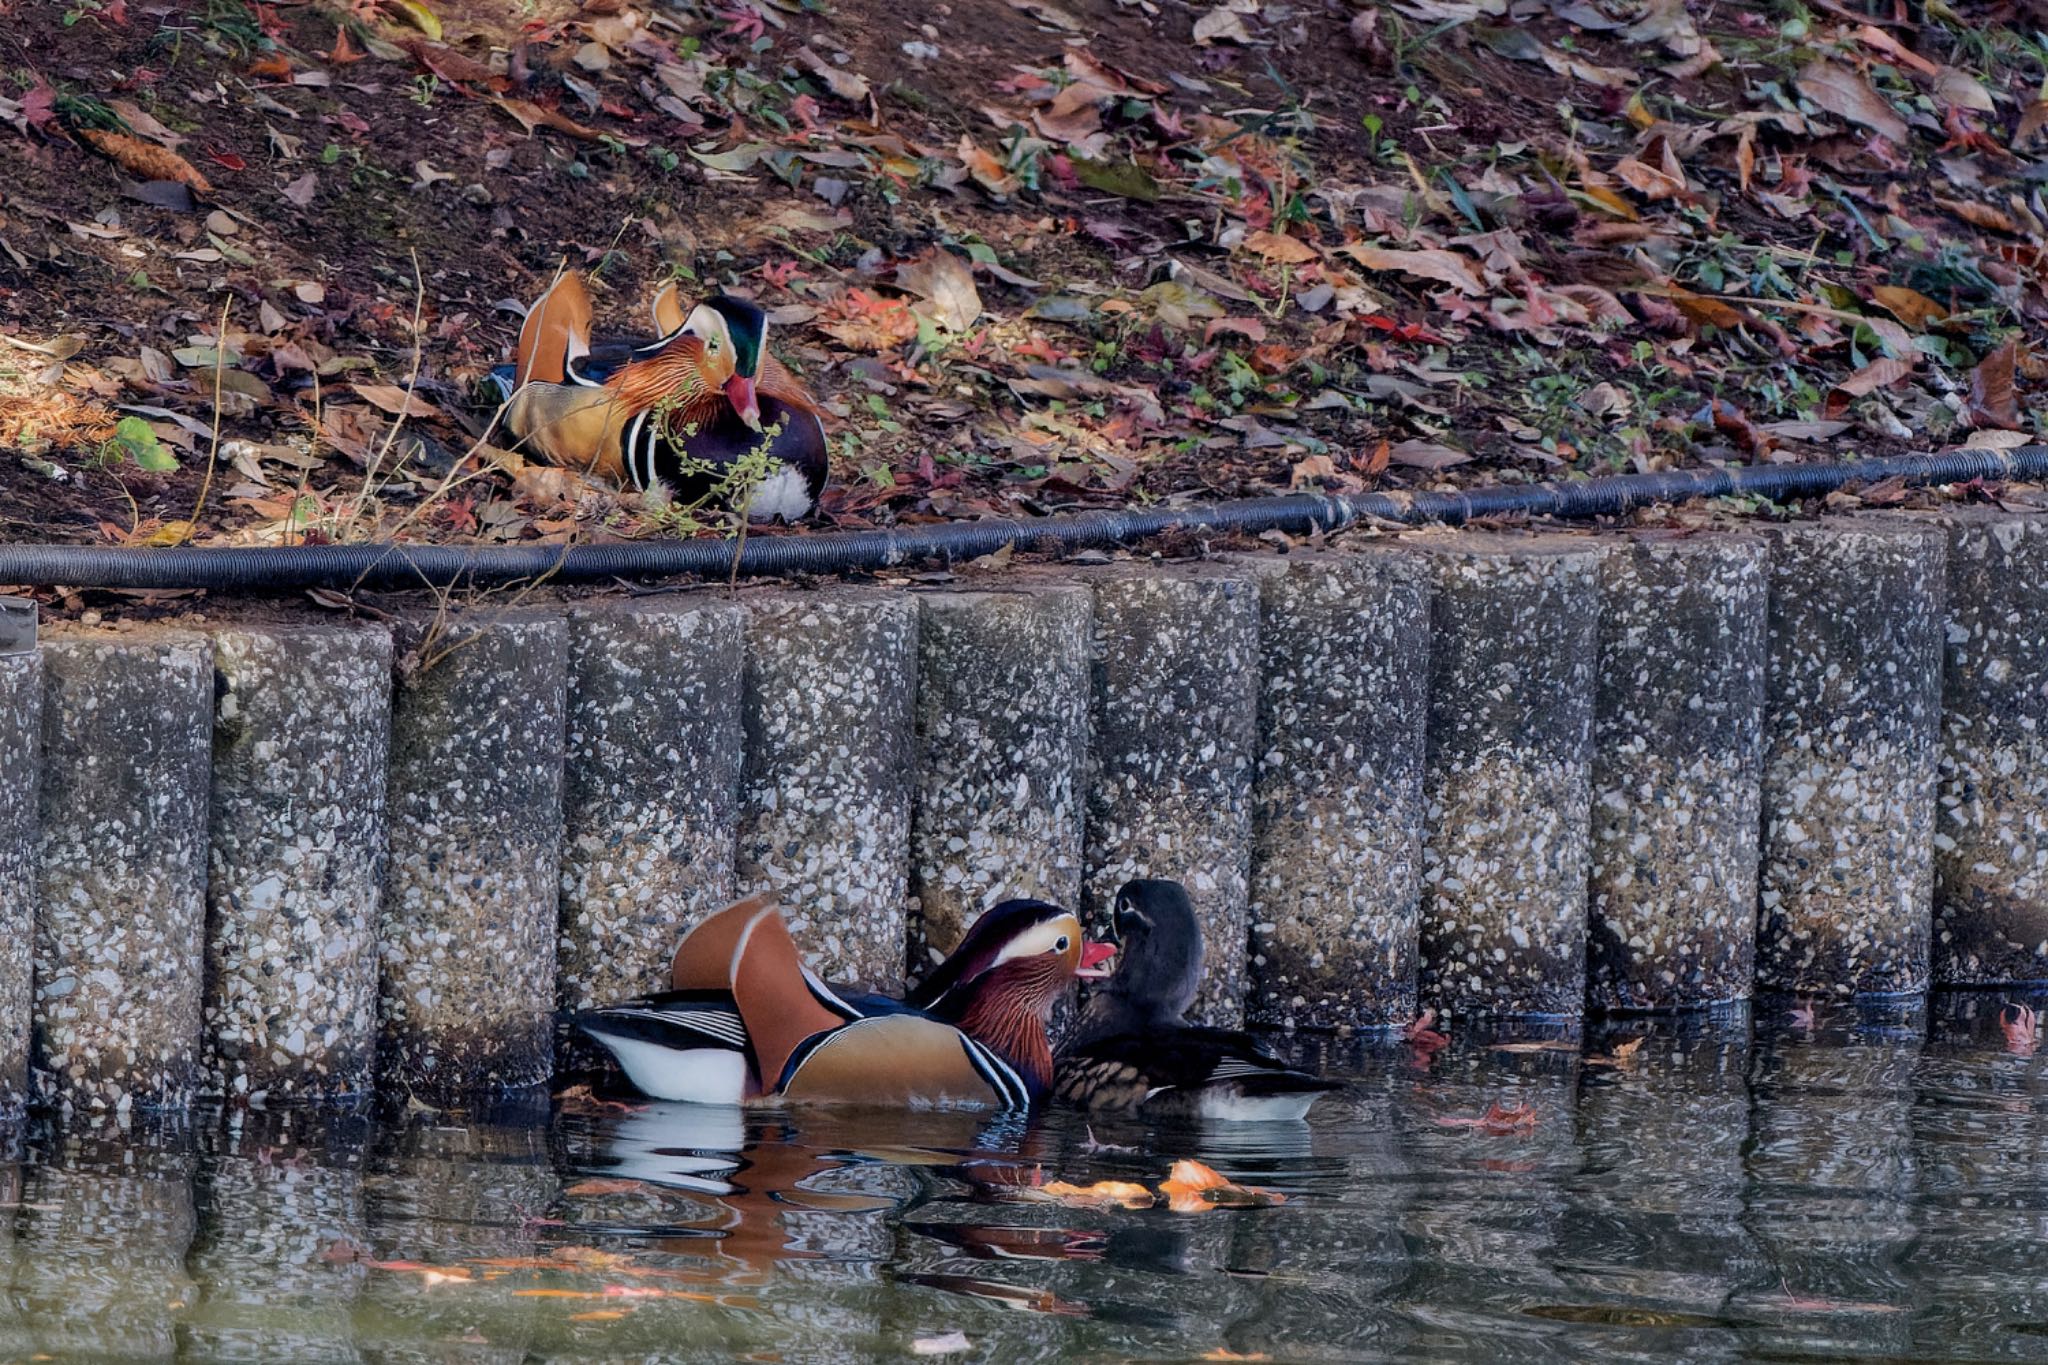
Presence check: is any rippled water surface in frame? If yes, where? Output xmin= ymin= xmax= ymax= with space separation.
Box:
xmin=4 ymin=992 xmax=2047 ymax=1363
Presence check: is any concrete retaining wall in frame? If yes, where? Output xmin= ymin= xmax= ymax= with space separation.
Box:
xmin=0 ymin=509 xmax=2034 ymax=1112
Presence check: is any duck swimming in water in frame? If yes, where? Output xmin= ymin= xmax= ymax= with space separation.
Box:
xmin=1055 ymin=879 xmax=1340 ymax=1121
xmin=576 ymin=894 xmax=1116 ymax=1110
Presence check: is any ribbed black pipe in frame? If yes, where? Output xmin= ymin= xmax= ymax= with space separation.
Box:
xmin=0 ymin=448 xmax=2040 ymax=591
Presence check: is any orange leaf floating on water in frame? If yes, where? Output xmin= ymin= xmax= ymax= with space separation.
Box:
xmin=1039 ymin=1179 xmax=1156 ymax=1210
xmin=1158 ymin=1159 xmax=1286 ymax=1213
xmin=2002 ymin=1004 xmax=2039 ymax=1057
xmin=364 ymin=1260 xmax=473 ymax=1284
xmin=76 ymin=128 xmax=213 ymax=193
xmin=569 ymin=1310 xmax=631 ymax=1322
xmin=1402 ymin=1008 xmax=1450 ymax=1052
xmin=563 ymin=1178 xmax=653 ymax=1197
xmin=1436 ymin=1102 xmax=1540 ymax=1136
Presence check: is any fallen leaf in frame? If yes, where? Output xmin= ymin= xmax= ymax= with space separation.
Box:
xmin=1158 ymin=1159 xmax=1286 ymax=1212
xmin=350 ymin=383 xmax=441 ymax=419
xmin=2001 ymin=1003 xmax=2038 ymax=1058
xmin=1340 ymin=244 xmax=1488 ymax=296
xmin=1825 ymin=356 xmax=1915 ymax=417
xmin=1968 ymin=338 xmax=2022 ymax=429
xmin=896 ymin=250 xmax=983 ymax=332
xmin=1389 ymin=438 xmax=1470 ymax=470
xmin=1037 ymin=1179 xmax=1155 ymax=1209
xmin=1193 ymin=3 xmax=1256 ymax=45
xmin=563 ymin=1178 xmax=652 ymax=1197
xmin=1870 ymin=285 xmax=1948 ymax=330
xmin=1436 ymin=1101 xmax=1540 ymax=1135
xmin=1797 ymin=59 xmax=1909 ymax=146
xmin=495 ymin=98 xmax=609 ymax=142
xmin=1243 ymin=229 xmax=1318 ymax=264
xmin=1933 ymin=65 xmax=1996 ymax=114
xmin=281 ymin=172 xmax=318 ymax=208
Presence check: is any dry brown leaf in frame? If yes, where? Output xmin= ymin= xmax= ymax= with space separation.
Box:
xmin=1243 ymin=229 xmax=1318 ymax=264
xmin=956 ymin=137 xmax=1019 ymax=196
xmin=563 ymin=1178 xmax=651 ymax=1197
xmin=494 ymin=97 xmax=607 ymax=142
xmin=1824 ymin=356 xmax=1914 ymax=417
xmin=1969 ymin=338 xmax=2022 ymax=430
xmin=77 ymin=128 xmax=212 ymax=193
xmin=798 ymin=46 xmax=871 ymax=104
xmin=1340 ymin=244 xmax=1487 ymax=296
xmin=896 ymin=251 xmax=982 ymax=333
xmin=1665 ymin=288 xmax=1746 ymax=331
xmin=1037 ymin=1179 xmax=1154 ymax=1209
xmin=1796 ymin=59 xmax=1909 ymax=146
xmin=1936 ymin=197 xmax=2024 ymax=235
xmin=350 ymin=383 xmax=441 ymax=419
xmin=1389 ymin=438 xmax=1469 ymax=470
xmin=1870 ymin=285 xmax=1948 ymax=330
xmin=1933 ymin=65 xmax=1996 ymax=114
xmin=2017 ymin=100 xmax=2048 ymax=148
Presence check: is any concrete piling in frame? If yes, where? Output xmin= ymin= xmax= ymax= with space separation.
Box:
xmin=1084 ymin=565 xmax=1261 ymax=1026
xmin=560 ymin=599 xmax=746 ymax=1012
xmin=380 ymin=612 xmax=567 ymax=1095
xmin=0 ymin=652 xmax=37 ymax=1116
xmin=205 ymin=623 xmax=392 ymax=1101
xmin=909 ymin=586 xmax=1092 ymax=975
xmin=1758 ymin=522 xmax=1945 ymax=997
xmin=1919 ymin=510 xmax=2048 ymax=984
xmin=35 ymin=630 xmax=213 ymax=1113
xmin=1417 ymin=535 xmax=1604 ymax=1020
xmin=1240 ymin=549 xmax=1433 ymax=1031
xmin=739 ymin=591 xmax=919 ymax=992
xmin=1588 ymin=534 xmax=1769 ymax=1011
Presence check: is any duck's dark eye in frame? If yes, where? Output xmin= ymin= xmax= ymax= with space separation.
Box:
xmin=1054 ymin=934 xmax=1070 ymax=953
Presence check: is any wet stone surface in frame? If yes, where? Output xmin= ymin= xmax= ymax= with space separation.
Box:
xmin=206 ymin=622 xmax=392 ymax=1101
xmin=910 ymin=586 xmax=1091 ymax=978
xmin=35 ymin=629 xmax=213 ymax=1113
xmin=561 ymin=599 xmax=745 ymax=1013
xmin=1758 ymin=521 xmax=1946 ymax=996
xmin=1239 ymin=549 xmax=1432 ymax=1031
xmin=0 ymin=653 xmax=38 ymax=1115
xmin=1418 ymin=535 xmax=1604 ymax=1020
xmin=1917 ymin=509 xmax=2048 ymax=984
xmin=739 ymin=591 xmax=918 ymax=993
xmin=1589 ymin=534 xmax=1769 ymax=1011
xmin=1083 ymin=564 xmax=1261 ymax=1027
xmin=380 ymin=612 xmax=567 ymax=1095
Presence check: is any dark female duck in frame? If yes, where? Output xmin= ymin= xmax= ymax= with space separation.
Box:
xmin=495 ymin=271 xmax=828 ymax=521
xmin=577 ymin=894 xmax=1116 ymax=1110
xmin=1055 ymin=879 xmax=1340 ymax=1122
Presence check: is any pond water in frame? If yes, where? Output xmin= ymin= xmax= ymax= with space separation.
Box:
xmin=2 ymin=992 xmax=2045 ymax=1364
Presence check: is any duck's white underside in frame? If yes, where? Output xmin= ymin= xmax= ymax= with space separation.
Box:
xmin=586 ymin=1032 xmax=749 ymax=1106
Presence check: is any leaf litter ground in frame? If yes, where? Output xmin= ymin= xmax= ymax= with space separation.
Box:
xmin=0 ymin=0 xmax=2044 ymax=556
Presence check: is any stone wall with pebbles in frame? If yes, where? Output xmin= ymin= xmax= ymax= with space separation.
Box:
xmin=1916 ymin=509 xmax=2048 ymax=984
xmin=5 ymin=510 xmax=2048 ymax=1113
xmin=909 ymin=586 xmax=1092 ymax=976
xmin=1589 ymin=534 xmax=1769 ymax=1011
xmin=1757 ymin=522 xmax=1946 ymax=997
xmin=1082 ymin=564 xmax=1262 ymax=1027
xmin=559 ymin=599 xmax=746 ymax=1012
xmin=206 ymin=622 xmax=392 ymax=1101
xmin=1239 ymin=548 xmax=1433 ymax=1031
xmin=1418 ymin=534 xmax=1604 ymax=1021
xmin=35 ymin=629 xmax=213 ymax=1114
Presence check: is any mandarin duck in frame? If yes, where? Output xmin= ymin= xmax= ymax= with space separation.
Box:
xmin=493 ymin=270 xmax=828 ymax=521
xmin=576 ymin=894 xmax=1116 ymax=1110
xmin=1055 ymin=879 xmax=1340 ymax=1122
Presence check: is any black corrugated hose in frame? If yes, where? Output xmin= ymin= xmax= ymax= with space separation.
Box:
xmin=0 ymin=447 xmax=2041 ymax=591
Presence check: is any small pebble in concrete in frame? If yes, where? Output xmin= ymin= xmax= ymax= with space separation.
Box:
xmin=1239 ymin=548 xmax=1432 ymax=1031
xmin=910 ymin=586 xmax=1091 ymax=977
xmin=1589 ymin=533 xmax=1768 ymax=1011
xmin=1417 ymin=534 xmax=1604 ymax=1020
xmin=206 ymin=622 xmax=392 ymax=1101
xmin=740 ymin=591 xmax=918 ymax=993
xmin=1917 ymin=509 xmax=2048 ymax=984
xmin=1083 ymin=564 xmax=1261 ymax=1027
xmin=35 ymin=629 xmax=213 ymax=1113
xmin=380 ymin=612 xmax=567 ymax=1094
xmin=1758 ymin=520 xmax=1945 ymax=996
xmin=0 ymin=651 xmax=39 ymax=1115
xmin=561 ymin=598 xmax=745 ymax=1011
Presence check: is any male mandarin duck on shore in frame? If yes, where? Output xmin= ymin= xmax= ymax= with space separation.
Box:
xmin=1056 ymin=879 xmax=1340 ymax=1122
xmin=493 ymin=270 xmax=829 ymax=521
xmin=575 ymin=894 xmax=1117 ymax=1110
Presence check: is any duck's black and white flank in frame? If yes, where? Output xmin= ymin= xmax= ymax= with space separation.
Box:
xmin=1055 ymin=878 xmax=1341 ymax=1122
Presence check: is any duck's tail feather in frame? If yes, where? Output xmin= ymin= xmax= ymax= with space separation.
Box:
xmin=669 ymin=893 xmax=781 ymax=992
xmin=514 ymin=267 xmax=594 ymax=388
xmin=650 ymin=278 xmax=687 ymax=335
xmin=728 ymin=902 xmax=852 ymax=1095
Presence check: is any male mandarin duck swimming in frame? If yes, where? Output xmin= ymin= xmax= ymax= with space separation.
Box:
xmin=576 ymin=894 xmax=1116 ymax=1110
xmin=1056 ymin=879 xmax=1340 ymax=1122
xmin=494 ymin=270 xmax=829 ymax=521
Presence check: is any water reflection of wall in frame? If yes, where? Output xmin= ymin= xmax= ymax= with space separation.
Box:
xmin=7 ymin=1119 xmax=197 ymax=1362
xmin=182 ymin=1110 xmax=371 ymax=1364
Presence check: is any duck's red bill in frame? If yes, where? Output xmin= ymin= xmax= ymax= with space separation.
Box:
xmin=1076 ymin=940 xmax=1118 ymax=979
